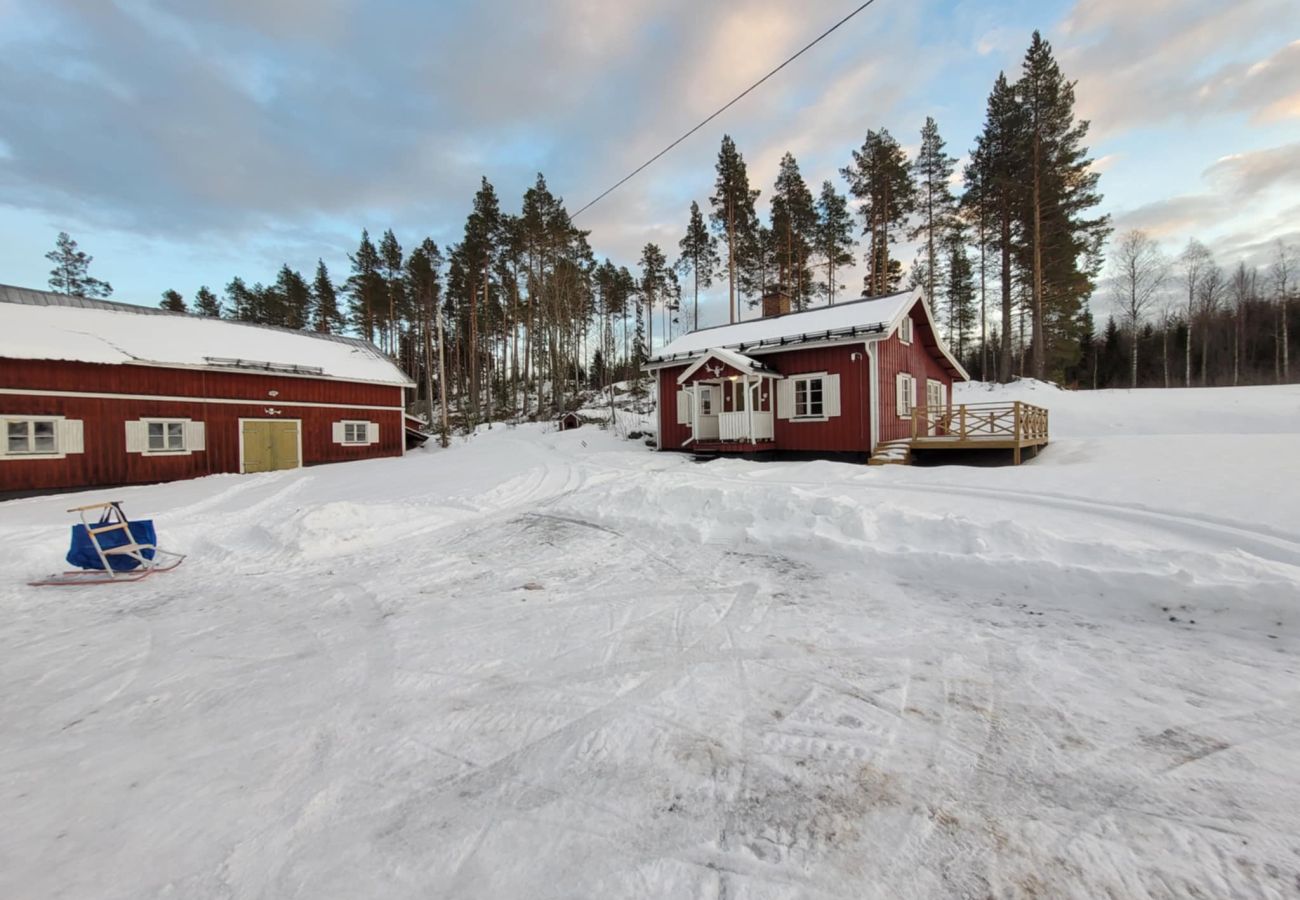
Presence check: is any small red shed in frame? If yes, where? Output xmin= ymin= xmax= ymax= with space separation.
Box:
xmin=645 ymin=288 xmax=969 ymax=459
xmin=0 ymin=285 xmax=414 ymax=495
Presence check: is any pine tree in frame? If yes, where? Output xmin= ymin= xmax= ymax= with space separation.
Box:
xmin=276 ymin=265 xmax=312 ymax=330
xmin=1015 ymin=31 xmax=1110 ymax=381
xmin=347 ymin=230 xmax=385 ymax=342
xmin=770 ymin=152 xmax=818 ymax=310
xmin=908 ymin=117 xmax=957 ymax=312
xmin=311 ymin=260 xmax=343 ymax=333
xmin=967 ymin=73 xmax=1027 ymax=382
xmin=944 ymin=228 xmax=976 ymax=358
xmin=159 ymin=289 xmax=187 ymax=313
xmin=193 ymin=286 xmax=221 ymax=317
xmin=378 ymin=229 xmax=405 ymax=353
xmin=225 ymin=276 xmax=255 ymax=321
xmin=676 ymin=201 xmax=719 ymax=328
xmin=814 ymin=181 xmax=855 ymax=305
xmin=639 ymin=242 xmax=668 ymax=359
xmin=463 ymin=178 xmax=503 ymax=423
xmin=710 ymin=135 xmax=759 ymax=323
xmin=45 ymin=232 xmax=113 ymax=298
xmin=841 ymin=128 xmax=915 ymax=296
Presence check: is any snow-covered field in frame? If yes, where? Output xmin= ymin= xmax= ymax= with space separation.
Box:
xmin=3 ymin=383 xmax=1299 ymax=899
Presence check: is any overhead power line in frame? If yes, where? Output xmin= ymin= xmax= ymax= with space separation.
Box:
xmin=570 ymin=0 xmax=882 ymax=220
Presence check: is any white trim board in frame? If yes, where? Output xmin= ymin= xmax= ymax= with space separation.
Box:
xmin=0 ymin=387 xmax=403 ymax=413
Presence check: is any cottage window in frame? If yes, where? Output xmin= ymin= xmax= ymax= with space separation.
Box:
xmin=899 ymin=317 xmax=914 ymax=344
xmin=5 ymin=418 xmax=58 ymax=455
xmin=896 ymin=373 xmax=918 ymax=418
xmin=343 ymin=421 xmax=369 ymax=444
xmin=148 ymin=421 xmax=187 ymax=452
xmin=926 ymin=379 xmax=945 ymax=410
xmin=793 ymin=376 xmax=824 ymax=418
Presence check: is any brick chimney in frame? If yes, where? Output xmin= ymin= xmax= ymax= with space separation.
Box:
xmin=761 ymin=288 xmax=791 ymax=318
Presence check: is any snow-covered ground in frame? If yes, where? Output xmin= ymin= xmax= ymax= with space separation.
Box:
xmin=3 ymin=383 xmax=1299 ymax=899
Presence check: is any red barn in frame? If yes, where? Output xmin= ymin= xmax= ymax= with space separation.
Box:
xmin=645 ymin=288 xmax=970 ymax=461
xmin=0 ymin=286 xmax=414 ymax=496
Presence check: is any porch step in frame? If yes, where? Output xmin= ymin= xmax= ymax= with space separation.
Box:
xmin=868 ymin=439 xmax=913 ymax=466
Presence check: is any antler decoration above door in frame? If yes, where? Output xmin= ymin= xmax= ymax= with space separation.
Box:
xmin=706 ymin=363 xmax=724 ymax=378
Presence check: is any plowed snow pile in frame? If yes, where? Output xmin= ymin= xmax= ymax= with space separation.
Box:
xmin=3 ymin=383 xmax=1299 ymax=899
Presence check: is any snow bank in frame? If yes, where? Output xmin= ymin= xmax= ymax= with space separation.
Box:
xmin=2 ymin=386 xmax=1298 ymax=899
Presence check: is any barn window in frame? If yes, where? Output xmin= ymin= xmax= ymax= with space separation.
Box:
xmin=1 ymin=415 xmax=83 ymax=459
xmin=6 ymin=418 xmax=58 ymax=454
xmin=899 ymin=316 xmax=913 ymax=345
xmin=792 ymin=376 xmax=824 ymax=418
xmin=148 ymin=421 xmax=186 ymax=452
xmin=343 ymin=421 xmax=369 ymax=444
xmin=332 ymin=420 xmax=379 ymax=446
xmin=126 ymin=419 xmax=204 ymax=455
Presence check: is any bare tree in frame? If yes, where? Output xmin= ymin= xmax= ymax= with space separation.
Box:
xmin=1272 ymin=240 xmax=1293 ymax=382
xmin=1111 ymin=230 xmax=1169 ymax=388
xmin=1229 ymin=262 xmax=1257 ymax=387
xmin=1197 ymin=263 xmax=1225 ymax=386
xmin=1178 ymin=239 xmax=1212 ymax=387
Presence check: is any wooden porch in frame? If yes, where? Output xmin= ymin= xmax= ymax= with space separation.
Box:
xmin=869 ymin=401 xmax=1050 ymax=466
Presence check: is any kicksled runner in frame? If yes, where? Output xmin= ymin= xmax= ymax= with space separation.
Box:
xmin=29 ymin=501 xmax=186 ymax=586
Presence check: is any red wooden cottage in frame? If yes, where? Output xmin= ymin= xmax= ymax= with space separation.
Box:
xmin=645 ymin=288 xmax=969 ymax=460
xmin=0 ymin=285 xmax=414 ymax=495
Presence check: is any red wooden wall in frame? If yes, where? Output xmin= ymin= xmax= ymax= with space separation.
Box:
xmin=769 ymin=344 xmax=872 ymax=453
xmin=1 ymin=359 xmax=406 ymax=493
xmin=658 ymin=343 xmax=872 ymax=454
xmin=875 ymin=305 xmax=956 ymax=443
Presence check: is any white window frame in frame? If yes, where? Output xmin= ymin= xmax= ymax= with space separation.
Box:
xmin=143 ymin=418 xmax=189 ymax=455
xmin=2 ymin=415 xmax=63 ymax=459
xmin=926 ymin=379 xmax=944 ymax=411
xmin=897 ymin=374 xmax=918 ymax=419
xmin=899 ymin=316 xmax=913 ymax=345
xmin=792 ymin=375 xmax=826 ymax=421
xmin=341 ymin=420 xmax=370 ymax=445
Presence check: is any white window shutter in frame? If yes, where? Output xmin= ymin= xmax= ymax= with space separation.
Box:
xmin=776 ymin=379 xmax=794 ymax=420
xmin=59 ymin=419 xmax=84 ymax=455
xmin=125 ymin=420 xmax=147 ymax=453
xmin=676 ymin=390 xmax=690 ymax=425
xmin=895 ymin=374 xmax=906 ymax=415
xmin=909 ymin=376 xmax=919 ymax=411
xmin=369 ymin=422 xmax=380 ymax=445
xmin=823 ymin=374 xmax=841 ymax=418
xmin=332 ymin=422 xmax=345 ymax=444
xmin=185 ymin=420 xmax=206 ymax=451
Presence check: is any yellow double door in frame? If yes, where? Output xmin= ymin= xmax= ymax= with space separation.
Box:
xmin=241 ymin=420 xmax=300 ymax=474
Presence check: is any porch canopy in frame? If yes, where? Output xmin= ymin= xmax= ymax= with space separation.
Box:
xmin=674 ymin=348 xmax=783 ymax=446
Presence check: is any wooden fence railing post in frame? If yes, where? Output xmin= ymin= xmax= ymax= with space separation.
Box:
xmin=960 ymin=404 xmax=967 ymax=439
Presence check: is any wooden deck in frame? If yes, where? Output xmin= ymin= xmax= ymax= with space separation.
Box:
xmin=870 ymin=401 xmax=1050 ymax=465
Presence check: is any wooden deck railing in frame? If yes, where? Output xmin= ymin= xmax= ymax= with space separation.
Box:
xmin=911 ymin=401 xmax=1050 ymax=443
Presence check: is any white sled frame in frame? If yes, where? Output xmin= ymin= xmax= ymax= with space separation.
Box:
xmin=29 ymin=501 xmax=186 ymax=587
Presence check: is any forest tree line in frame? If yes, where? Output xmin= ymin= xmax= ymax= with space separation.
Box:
xmin=42 ymin=30 xmax=1297 ymax=437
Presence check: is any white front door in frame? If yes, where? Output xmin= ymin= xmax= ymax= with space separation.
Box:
xmin=696 ymin=384 xmax=719 ymax=440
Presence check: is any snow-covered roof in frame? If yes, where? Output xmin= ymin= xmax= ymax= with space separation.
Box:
xmin=652 ymin=290 xmax=918 ymax=362
xmin=0 ymin=285 xmax=414 ymax=387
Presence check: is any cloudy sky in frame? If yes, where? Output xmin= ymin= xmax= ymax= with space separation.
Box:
xmin=1 ymin=0 xmax=1297 ymax=331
